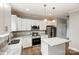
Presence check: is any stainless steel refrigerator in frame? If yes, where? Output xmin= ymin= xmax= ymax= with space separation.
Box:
xmin=46 ymin=25 xmax=56 ymax=38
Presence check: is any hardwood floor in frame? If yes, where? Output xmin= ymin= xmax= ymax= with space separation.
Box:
xmin=67 ymin=49 xmax=79 ymax=55
xmin=22 ymin=45 xmax=79 ymax=55
xmin=22 ymin=45 xmax=41 ymax=55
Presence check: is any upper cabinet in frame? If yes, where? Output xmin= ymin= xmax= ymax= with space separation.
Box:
xmin=11 ymin=15 xmax=17 ymax=31
xmin=21 ymin=19 xmax=27 ymax=30
xmin=4 ymin=4 xmax=11 ymax=32
xmin=39 ymin=20 xmax=46 ymax=30
xmin=11 ymin=15 xmax=57 ymax=31
xmin=0 ymin=4 xmax=4 ymax=34
xmin=16 ymin=17 xmax=22 ymax=31
xmin=0 ymin=3 xmax=11 ymax=34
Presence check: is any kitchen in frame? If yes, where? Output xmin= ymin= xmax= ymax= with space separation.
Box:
xmin=0 ymin=3 xmax=79 ymax=55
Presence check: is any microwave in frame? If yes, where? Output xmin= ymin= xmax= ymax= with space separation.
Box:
xmin=31 ymin=25 xmax=39 ymax=30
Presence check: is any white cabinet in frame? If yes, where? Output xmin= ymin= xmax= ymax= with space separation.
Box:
xmin=40 ymin=21 xmax=47 ymax=30
xmin=21 ymin=19 xmax=27 ymax=30
xmin=12 ymin=18 xmax=57 ymax=31
xmin=0 ymin=4 xmax=4 ymax=34
xmin=0 ymin=3 xmax=11 ymax=34
xmin=39 ymin=20 xmax=56 ymax=30
xmin=4 ymin=4 xmax=11 ymax=32
xmin=23 ymin=37 xmax=32 ymax=48
xmin=17 ymin=19 xmax=32 ymax=31
xmin=33 ymin=20 xmax=40 ymax=25
xmin=11 ymin=15 xmax=17 ymax=31
xmin=47 ymin=21 xmax=52 ymax=25
xmin=17 ymin=18 xmax=22 ymax=31
xmin=25 ymin=19 xmax=33 ymax=30
xmin=41 ymin=40 xmax=65 ymax=55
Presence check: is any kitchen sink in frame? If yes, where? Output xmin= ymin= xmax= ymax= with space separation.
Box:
xmin=9 ymin=39 xmax=20 ymax=45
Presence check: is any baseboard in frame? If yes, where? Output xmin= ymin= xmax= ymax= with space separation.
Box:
xmin=69 ymin=47 xmax=79 ymax=52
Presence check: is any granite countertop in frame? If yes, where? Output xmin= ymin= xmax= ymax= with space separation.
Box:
xmin=0 ymin=32 xmax=10 ymax=43
xmin=4 ymin=39 xmax=22 ymax=55
xmin=0 ymin=32 xmax=10 ymax=55
xmin=42 ymin=37 xmax=71 ymax=46
xmin=0 ymin=32 xmax=10 ymax=37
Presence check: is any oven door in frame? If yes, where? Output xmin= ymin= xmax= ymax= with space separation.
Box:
xmin=32 ymin=38 xmax=41 ymax=45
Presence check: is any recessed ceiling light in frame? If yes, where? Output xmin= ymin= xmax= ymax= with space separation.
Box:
xmin=26 ymin=8 xmax=30 ymax=11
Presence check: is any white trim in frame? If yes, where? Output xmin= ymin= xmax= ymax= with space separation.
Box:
xmin=69 ymin=47 xmax=79 ymax=52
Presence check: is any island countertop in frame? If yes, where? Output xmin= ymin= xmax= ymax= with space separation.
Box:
xmin=42 ymin=37 xmax=71 ymax=47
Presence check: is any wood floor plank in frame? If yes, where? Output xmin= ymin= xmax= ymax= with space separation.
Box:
xmin=22 ymin=45 xmax=41 ymax=55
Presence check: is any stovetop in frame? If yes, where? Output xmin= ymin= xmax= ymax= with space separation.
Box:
xmin=32 ymin=35 xmax=41 ymax=39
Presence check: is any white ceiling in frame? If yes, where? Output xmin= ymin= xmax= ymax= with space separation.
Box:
xmin=10 ymin=3 xmax=79 ymax=19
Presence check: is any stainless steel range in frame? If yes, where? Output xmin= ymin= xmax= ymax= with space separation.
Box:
xmin=31 ymin=25 xmax=41 ymax=46
xmin=32 ymin=36 xmax=41 ymax=46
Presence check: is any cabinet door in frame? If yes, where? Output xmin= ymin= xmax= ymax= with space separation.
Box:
xmin=26 ymin=37 xmax=32 ymax=47
xmin=0 ymin=3 xmax=11 ymax=34
xmin=4 ymin=4 xmax=11 ymax=32
xmin=0 ymin=4 xmax=4 ymax=34
xmin=47 ymin=21 xmax=52 ymax=25
xmin=25 ymin=19 xmax=32 ymax=30
xmin=11 ymin=15 xmax=17 ymax=31
xmin=21 ymin=19 xmax=27 ymax=30
xmin=17 ymin=18 xmax=22 ymax=31
xmin=40 ymin=21 xmax=47 ymax=30
xmin=32 ymin=20 xmax=39 ymax=25
xmin=23 ymin=37 xmax=32 ymax=48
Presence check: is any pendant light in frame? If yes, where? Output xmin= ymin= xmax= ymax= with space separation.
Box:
xmin=44 ymin=4 xmax=47 ymax=22
xmin=52 ymin=7 xmax=56 ymax=23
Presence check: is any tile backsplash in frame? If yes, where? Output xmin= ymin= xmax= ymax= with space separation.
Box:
xmin=12 ymin=31 xmax=31 ymax=37
xmin=12 ymin=30 xmax=45 ymax=37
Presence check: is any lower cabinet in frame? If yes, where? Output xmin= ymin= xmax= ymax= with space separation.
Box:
xmin=23 ymin=37 xmax=32 ymax=48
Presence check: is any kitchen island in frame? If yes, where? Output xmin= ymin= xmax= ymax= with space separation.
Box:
xmin=41 ymin=37 xmax=71 ymax=55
